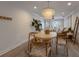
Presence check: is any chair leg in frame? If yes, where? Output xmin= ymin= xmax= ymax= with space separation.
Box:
xmin=29 ymin=43 xmax=32 ymax=52
xmin=27 ymin=43 xmax=32 ymax=56
xmin=26 ymin=42 xmax=31 ymax=56
xmin=50 ymin=43 xmax=52 ymax=56
xmin=64 ymin=45 xmax=68 ymax=56
xmin=49 ymin=48 xmax=52 ymax=57
xmin=45 ymin=43 xmax=48 ymax=56
xmin=56 ymin=45 xmax=58 ymax=55
xmin=66 ymin=45 xmax=68 ymax=56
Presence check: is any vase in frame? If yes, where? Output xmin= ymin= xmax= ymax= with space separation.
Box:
xmin=45 ymin=29 xmax=50 ymax=34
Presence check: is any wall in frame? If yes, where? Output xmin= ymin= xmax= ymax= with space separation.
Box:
xmin=67 ymin=6 xmax=79 ymax=30
xmin=0 ymin=2 xmax=32 ymax=55
xmin=64 ymin=18 xmax=70 ymax=28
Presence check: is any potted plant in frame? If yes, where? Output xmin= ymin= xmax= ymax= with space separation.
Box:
xmin=32 ymin=19 xmax=42 ymax=31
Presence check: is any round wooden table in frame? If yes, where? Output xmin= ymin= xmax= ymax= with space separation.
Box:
xmin=35 ymin=31 xmax=57 ymax=56
xmin=35 ymin=31 xmax=57 ymax=39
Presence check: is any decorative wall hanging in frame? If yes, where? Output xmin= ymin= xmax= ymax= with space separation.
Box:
xmin=0 ymin=16 xmax=12 ymax=20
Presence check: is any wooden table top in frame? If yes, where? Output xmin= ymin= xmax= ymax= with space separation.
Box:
xmin=35 ymin=31 xmax=57 ymax=39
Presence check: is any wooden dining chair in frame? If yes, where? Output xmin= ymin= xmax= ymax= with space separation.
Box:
xmin=43 ymin=38 xmax=52 ymax=56
xmin=28 ymin=32 xmax=52 ymax=56
xmin=56 ymin=32 xmax=68 ymax=56
xmin=28 ymin=32 xmax=38 ymax=55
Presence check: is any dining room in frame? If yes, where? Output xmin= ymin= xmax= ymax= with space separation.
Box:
xmin=0 ymin=1 xmax=79 ymax=57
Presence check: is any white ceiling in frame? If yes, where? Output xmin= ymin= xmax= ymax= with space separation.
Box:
xmin=24 ymin=1 xmax=79 ymax=17
xmin=0 ymin=1 xmax=79 ymax=19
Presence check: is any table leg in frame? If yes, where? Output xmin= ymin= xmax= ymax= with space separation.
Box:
xmin=45 ymin=43 xmax=48 ymax=56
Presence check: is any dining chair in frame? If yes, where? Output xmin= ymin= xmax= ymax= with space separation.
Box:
xmin=28 ymin=32 xmax=51 ymax=56
xmin=28 ymin=32 xmax=38 ymax=55
xmin=56 ymin=32 xmax=68 ymax=56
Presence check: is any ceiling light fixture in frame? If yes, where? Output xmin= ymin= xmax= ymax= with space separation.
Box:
xmin=67 ymin=2 xmax=72 ymax=6
xmin=34 ymin=6 xmax=37 ymax=9
xmin=62 ymin=12 xmax=65 ymax=16
xmin=42 ymin=1 xmax=55 ymax=20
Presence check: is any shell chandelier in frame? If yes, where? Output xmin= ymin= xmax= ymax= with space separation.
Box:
xmin=42 ymin=1 xmax=55 ymax=20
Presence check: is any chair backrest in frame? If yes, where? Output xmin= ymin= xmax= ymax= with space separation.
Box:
xmin=29 ymin=32 xmax=37 ymax=41
xmin=29 ymin=32 xmax=43 ymax=43
xmin=73 ymin=17 xmax=79 ymax=42
xmin=28 ymin=32 xmax=37 ymax=51
xmin=57 ymin=32 xmax=67 ymax=44
xmin=57 ymin=32 xmax=67 ymax=38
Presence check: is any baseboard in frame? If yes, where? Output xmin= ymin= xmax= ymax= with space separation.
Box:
xmin=0 ymin=40 xmax=28 ymax=57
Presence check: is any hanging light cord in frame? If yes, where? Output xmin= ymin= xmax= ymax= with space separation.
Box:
xmin=48 ymin=1 xmax=49 ymax=8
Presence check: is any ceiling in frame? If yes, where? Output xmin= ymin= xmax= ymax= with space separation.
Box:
xmin=0 ymin=1 xmax=79 ymax=19
xmin=24 ymin=1 xmax=79 ymax=17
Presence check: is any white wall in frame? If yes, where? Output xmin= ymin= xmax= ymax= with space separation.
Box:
xmin=67 ymin=7 xmax=79 ymax=30
xmin=0 ymin=2 xmax=32 ymax=55
xmin=64 ymin=18 xmax=70 ymax=28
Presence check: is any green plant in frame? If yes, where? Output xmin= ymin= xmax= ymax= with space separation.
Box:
xmin=32 ymin=19 xmax=42 ymax=31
